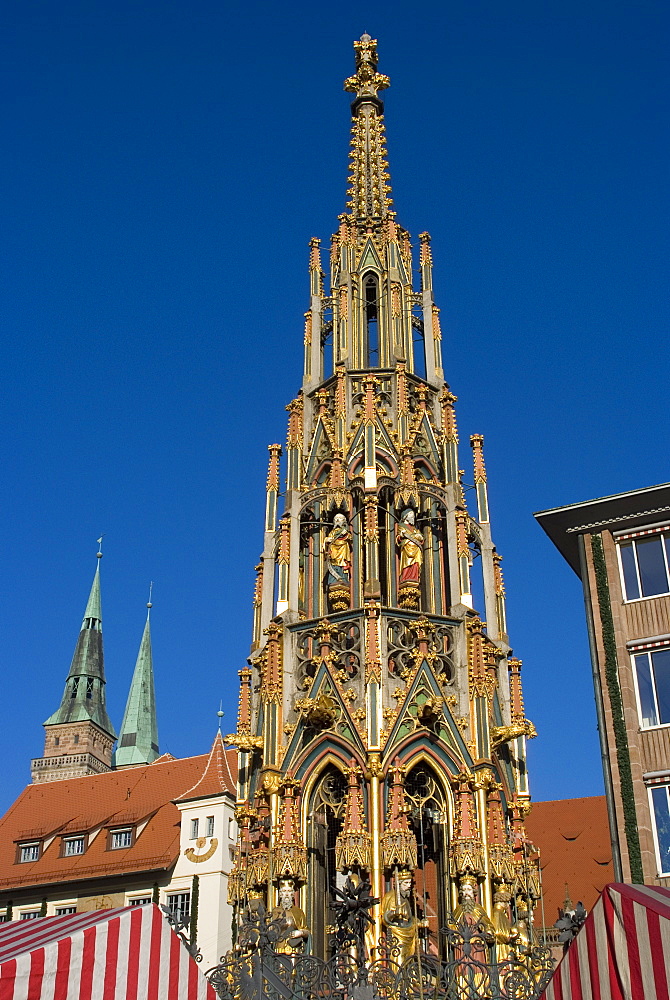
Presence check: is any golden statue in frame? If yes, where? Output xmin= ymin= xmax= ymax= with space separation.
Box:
xmin=270 ymin=881 xmax=309 ymax=954
xmin=396 ymin=509 xmax=424 ymax=608
xmin=323 ymin=512 xmax=352 ymax=611
xmin=492 ymin=886 xmax=517 ymax=961
xmin=381 ymin=872 xmax=425 ymax=964
xmin=450 ymin=878 xmax=494 ymax=964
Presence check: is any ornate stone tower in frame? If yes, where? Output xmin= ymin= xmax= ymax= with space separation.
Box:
xmin=228 ymin=35 xmax=539 ymax=961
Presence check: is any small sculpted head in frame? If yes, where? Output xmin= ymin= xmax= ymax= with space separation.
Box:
xmin=333 ymin=513 xmax=348 ymax=530
xmin=278 ymin=884 xmax=295 ymax=909
xmin=401 ymin=509 xmax=415 ymax=525
xmin=398 ymin=876 xmax=413 ymax=898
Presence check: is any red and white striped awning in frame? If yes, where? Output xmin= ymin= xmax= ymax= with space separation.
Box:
xmin=540 ymin=883 xmax=670 ymax=1000
xmin=0 ymin=904 xmax=217 ymax=1000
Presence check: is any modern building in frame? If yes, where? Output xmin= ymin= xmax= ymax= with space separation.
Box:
xmin=0 ymin=738 xmax=238 ymax=967
xmin=536 ymin=482 xmax=670 ymax=886
xmin=226 ymin=34 xmax=541 ymax=961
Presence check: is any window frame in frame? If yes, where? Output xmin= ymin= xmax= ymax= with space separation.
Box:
xmin=165 ymin=891 xmax=191 ymax=927
xmin=18 ymin=842 xmax=40 ymax=864
xmin=108 ymin=827 xmax=134 ymax=851
xmin=206 ymin=815 xmax=215 ymax=838
xmin=62 ymin=835 xmax=86 ymax=858
xmin=631 ymin=644 xmax=670 ymax=731
xmin=617 ymin=527 xmax=670 ymax=602
xmin=19 ymin=911 xmax=41 ymax=920
xmin=649 ymin=783 xmax=670 ymax=876
xmin=55 ymin=905 xmax=77 ymax=916
xmin=190 ymin=818 xmax=199 ymax=840
xmin=128 ymin=896 xmax=152 ymax=907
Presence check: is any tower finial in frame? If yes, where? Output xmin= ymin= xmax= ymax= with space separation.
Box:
xmin=344 ymin=35 xmax=393 ymax=219
xmin=147 ymin=581 xmax=153 ymax=619
xmin=344 ymin=34 xmax=390 ymax=103
xmin=97 ymin=535 xmax=104 ymax=559
xmin=217 ymin=702 xmax=224 ymax=732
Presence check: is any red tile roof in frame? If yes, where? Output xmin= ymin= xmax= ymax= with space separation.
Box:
xmin=0 ymin=750 xmax=237 ymax=894
xmin=176 ymin=733 xmax=236 ymax=802
xmin=525 ymin=796 xmax=614 ymax=923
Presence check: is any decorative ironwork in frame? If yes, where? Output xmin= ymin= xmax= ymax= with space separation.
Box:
xmin=207 ymin=905 xmax=555 ymax=1000
xmin=160 ymin=904 xmax=202 ymax=963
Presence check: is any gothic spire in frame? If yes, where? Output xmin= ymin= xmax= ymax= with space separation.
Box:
xmin=344 ymin=34 xmax=393 ymax=219
xmin=114 ymin=594 xmax=159 ymax=767
xmin=44 ymin=555 xmax=116 ymax=738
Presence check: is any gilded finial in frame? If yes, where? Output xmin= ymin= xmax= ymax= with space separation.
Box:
xmin=344 ymin=34 xmax=390 ymax=102
xmin=344 ymin=35 xmax=393 ymax=219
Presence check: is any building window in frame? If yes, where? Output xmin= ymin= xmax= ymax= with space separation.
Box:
xmin=619 ymin=533 xmax=670 ymax=600
xmin=63 ymin=837 xmax=85 ymax=857
xmin=190 ymin=818 xmax=199 ymax=840
xmin=20 ymin=911 xmax=41 ymax=920
xmin=54 ymin=737 xmax=60 ymax=747
xmin=110 ymin=828 xmax=133 ymax=850
xmin=19 ymin=843 xmax=40 ymax=863
xmin=633 ymin=649 xmax=670 ymax=727
xmin=166 ymin=892 xmax=190 ymax=926
xmin=74 ymin=734 xmax=79 ymax=745
xmin=129 ymin=897 xmax=151 ymax=907
xmin=651 ymin=785 xmax=670 ymax=875
xmin=55 ymin=906 xmax=77 ymax=915
xmin=206 ymin=816 xmax=214 ymax=838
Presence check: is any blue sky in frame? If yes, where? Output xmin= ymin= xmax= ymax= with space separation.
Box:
xmin=1 ymin=0 xmax=668 ymax=812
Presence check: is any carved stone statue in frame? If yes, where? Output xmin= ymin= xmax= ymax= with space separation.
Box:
xmin=450 ymin=878 xmax=495 ymax=964
xmin=492 ymin=886 xmax=517 ymax=961
xmin=381 ymin=872 xmax=426 ymax=963
xmin=324 ymin=512 xmax=352 ymax=611
xmin=270 ymin=881 xmax=309 ymax=954
xmin=396 ymin=509 xmax=424 ymax=609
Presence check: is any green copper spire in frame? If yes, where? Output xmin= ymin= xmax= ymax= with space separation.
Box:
xmin=114 ymin=593 xmax=159 ymax=767
xmin=44 ymin=553 xmax=117 ymax=738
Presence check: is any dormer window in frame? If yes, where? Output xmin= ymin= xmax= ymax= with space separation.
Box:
xmin=63 ymin=836 xmax=85 ymax=857
xmin=109 ymin=828 xmax=133 ymax=850
xmin=19 ymin=842 xmax=40 ymax=863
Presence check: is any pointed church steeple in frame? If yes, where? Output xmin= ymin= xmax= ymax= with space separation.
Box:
xmin=32 ymin=548 xmax=117 ymax=783
xmin=114 ymin=592 xmax=159 ymax=768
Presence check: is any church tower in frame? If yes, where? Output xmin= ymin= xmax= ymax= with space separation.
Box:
xmin=31 ymin=549 xmax=117 ymax=783
xmin=228 ymin=35 xmax=539 ymax=960
xmin=114 ymin=596 xmax=160 ymax=768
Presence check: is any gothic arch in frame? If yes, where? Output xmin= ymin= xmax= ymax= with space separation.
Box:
xmin=303 ymin=758 xmax=349 ymax=960
xmin=403 ymin=759 xmax=452 ymax=956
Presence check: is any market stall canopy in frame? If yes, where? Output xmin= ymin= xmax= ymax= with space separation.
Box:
xmin=0 ymin=904 xmax=216 ymax=1000
xmin=540 ymin=883 xmax=670 ymax=1000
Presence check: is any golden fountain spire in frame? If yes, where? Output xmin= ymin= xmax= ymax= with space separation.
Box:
xmin=344 ymin=34 xmax=393 ymax=219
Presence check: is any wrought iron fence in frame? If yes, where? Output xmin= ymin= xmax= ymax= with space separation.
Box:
xmin=205 ymin=909 xmax=555 ymax=1000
